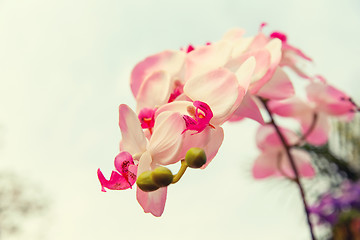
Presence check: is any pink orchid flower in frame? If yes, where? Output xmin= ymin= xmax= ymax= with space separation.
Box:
xmin=253 ymin=125 xmax=315 ymax=179
xmin=217 ymin=28 xmax=297 ymax=124
xmin=99 ymin=104 xmax=186 ymax=217
xmin=268 ymin=81 xmax=356 ymax=145
xmin=269 ymin=30 xmax=313 ymax=79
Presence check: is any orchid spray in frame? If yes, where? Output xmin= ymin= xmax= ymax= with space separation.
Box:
xmin=97 ymin=23 xmax=359 ymax=238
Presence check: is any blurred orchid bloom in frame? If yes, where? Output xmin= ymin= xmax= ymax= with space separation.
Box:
xmin=269 ymin=81 xmax=356 ymax=145
xmin=252 ymin=125 xmax=315 ymax=179
xmin=269 ymin=31 xmax=313 ymax=79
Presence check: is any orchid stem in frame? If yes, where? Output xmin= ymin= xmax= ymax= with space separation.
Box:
xmin=172 ymin=160 xmax=188 ymax=184
xmin=260 ymin=98 xmax=317 ymax=240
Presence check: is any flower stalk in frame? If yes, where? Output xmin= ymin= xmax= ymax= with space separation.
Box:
xmin=260 ymin=98 xmax=317 ymax=240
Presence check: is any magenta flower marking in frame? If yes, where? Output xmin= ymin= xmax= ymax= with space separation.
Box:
xmin=138 ymin=108 xmax=156 ymax=129
xmin=182 ymin=101 xmax=214 ymax=134
xmin=270 ymin=31 xmax=287 ymax=42
xmin=168 ymin=81 xmax=184 ymax=103
xmin=97 ymin=151 xmax=137 ymax=192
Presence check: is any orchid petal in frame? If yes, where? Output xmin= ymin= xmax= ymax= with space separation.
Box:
xmin=185 ymin=41 xmax=232 ymax=80
xmin=184 ymin=67 xmax=239 ymax=123
xmin=148 ymin=112 xmax=185 ymax=165
xmin=228 ymin=93 xmax=264 ymax=124
xmin=252 ymin=151 xmax=278 ymax=179
xmin=268 ymin=97 xmax=312 ymax=117
xmin=136 ymin=71 xmax=172 ymax=113
xmin=136 ymin=186 xmax=167 ymax=217
xmin=178 ymin=127 xmax=211 ymax=159
xmin=225 ymin=50 xmax=270 ymax=84
xmin=250 ymin=38 xmax=282 ymax=94
xmin=97 ymin=169 xmax=131 ymax=191
xmin=114 ymin=151 xmax=135 ymax=178
xmin=279 ymin=149 xmax=315 ymax=178
xmin=235 ymin=56 xmax=256 ymax=91
xmin=201 ymin=127 xmax=224 ymax=169
xmin=256 ymin=125 xmax=299 ymax=150
xmin=231 ymin=37 xmax=254 ymax=58
xmin=257 ymin=67 xmax=294 ymax=100
xmin=247 ymin=32 xmax=268 ymax=50
xmin=221 ymin=28 xmax=245 ymax=42
xmin=306 ymin=82 xmax=356 ymax=116
xmin=119 ymin=104 xmax=147 ymax=155
xmin=300 ymin=112 xmax=329 ymax=146
xmin=130 ymin=50 xmax=185 ymax=97
xmin=155 ymin=101 xmax=193 ymax=118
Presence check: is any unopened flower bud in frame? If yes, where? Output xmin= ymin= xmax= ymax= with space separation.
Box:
xmin=136 ymin=171 xmax=159 ymax=192
xmin=185 ymin=148 xmax=207 ymax=168
xmin=151 ymin=167 xmax=173 ymax=187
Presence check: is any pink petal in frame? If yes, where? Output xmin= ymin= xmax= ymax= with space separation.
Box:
xmin=130 ymin=50 xmax=185 ymax=97
xmin=235 ymin=56 xmax=256 ymax=91
xmin=221 ymin=28 xmax=246 ymax=42
xmin=114 ymin=151 xmax=135 ymax=181
xmin=118 ymin=104 xmax=147 ymax=155
xmin=184 ymin=67 xmax=239 ymax=124
xmin=280 ymin=52 xmax=311 ymax=79
xmin=278 ymin=149 xmax=315 ymax=178
xmin=253 ymin=149 xmax=314 ymax=179
xmin=201 ymin=127 xmax=224 ymax=169
xmin=252 ymin=151 xmax=278 ymax=179
xmin=136 ymin=71 xmax=172 ymax=112
xmin=136 ymin=186 xmax=167 ymax=217
xmin=283 ymin=43 xmax=312 ymax=62
xmin=299 ymin=112 xmax=329 ymax=146
xmin=225 ymin=50 xmax=270 ymax=84
xmin=127 ymin=165 xmax=138 ymax=186
xmin=148 ymin=111 xmax=185 ymax=165
xmin=268 ymin=97 xmax=312 ymax=117
xmin=97 ymin=169 xmax=131 ymax=192
xmin=137 ymin=151 xmax=152 ymax=175
xmin=306 ymin=82 xmax=356 ymax=116
xmin=155 ymin=101 xmax=193 ymax=118
xmin=228 ymin=93 xmax=264 ymax=124
xmin=218 ymin=57 xmax=256 ymax=124
xmin=249 ymin=38 xmax=282 ymax=94
xmin=256 ymin=67 xmax=294 ymax=100
xmin=185 ymin=41 xmax=232 ymax=81
xmin=256 ymin=124 xmax=299 ymax=150
xmin=177 ymin=127 xmax=211 ymax=159
xmin=247 ymin=32 xmax=269 ymax=51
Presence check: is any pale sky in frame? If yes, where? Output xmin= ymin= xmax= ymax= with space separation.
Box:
xmin=0 ymin=0 xmax=360 ymax=239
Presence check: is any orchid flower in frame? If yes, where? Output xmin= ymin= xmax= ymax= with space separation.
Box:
xmin=269 ymin=31 xmax=313 ymax=79
xmin=252 ymin=125 xmax=315 ymax=179
xmin=99 ymin=104 xmax=186 ymax=217
xmin=269 ymin=81 xmax=356 ymax=145
xmin=220 ymin=28 xmax=298 ymax=124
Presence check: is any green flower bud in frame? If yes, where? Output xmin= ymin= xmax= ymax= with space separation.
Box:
xmin=185 ymin=148 xmax=207 ymax=168
xmin=136 ymin=171 xmax=159 ymax=192
xmin=151 ymin=167 xmax=173 ymax=187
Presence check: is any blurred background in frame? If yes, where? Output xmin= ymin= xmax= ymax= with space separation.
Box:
xmin=0 ymin=0 xmax=360 ymax=239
